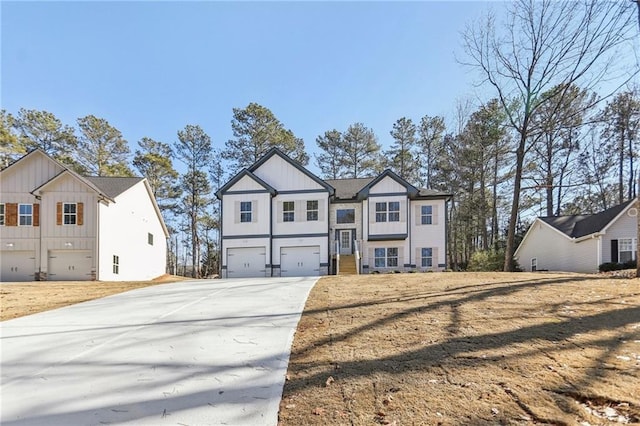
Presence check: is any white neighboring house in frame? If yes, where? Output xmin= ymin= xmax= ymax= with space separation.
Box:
xmin=0 ymin=149 xmax=169 ymax=282
xmin=514 ymin=200 xmax=638 ymax=273
xmin=216 ymin=148 xmax=451 ymax=278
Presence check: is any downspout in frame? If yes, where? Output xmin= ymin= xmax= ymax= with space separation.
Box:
xmin=445 ymin=197 xmax=449 ymax=270
xmin=408 ymin=197 xmax=411 ymax=270
xmin=270 ymin=193 xmax=273 ymax=277
xmin=36 ymin=194 xmax=42 ymax=281
xmin=96 ymin=199 xmax=100 ymax=281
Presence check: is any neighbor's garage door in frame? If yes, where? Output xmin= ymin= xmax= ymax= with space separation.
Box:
xmin=48 ymin=250 xmax=92 ymax=281
xmin=0 ymin=251 xmax=36 ymax=282
xmin=227 ymin=247 xmax=266 ymax=278
xmin=281 ymin=246 xmax=320 ymax=277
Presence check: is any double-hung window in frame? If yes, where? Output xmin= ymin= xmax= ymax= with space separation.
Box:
xmin=421 ymin=248 xmax=433 ymax=268
xmin=421 ymin=205 xmax=433 ymax=225
xmin=18 ymin=204 xmax=32 ymax=226
xmin=283 ymin=201 xmax=295 ymax=222
xmin=619 ymin=238 xmax=637 ymax=263
xmin=113 ymin=255 xmax=120 ymax=274
xmin=240 ymin=201 xmax=252 ymax=223
xmin=307 ymin=200 xmax=318 ymax=221
xmin=0 ymin=204 xmax=4 ymax=226
xmin=374 ymin=247 xmax=398 ymax=268
xmin=376 ymin=202 xmax=400 ymax=222
xmin=63 ymin=203 xmax=77 ymax=225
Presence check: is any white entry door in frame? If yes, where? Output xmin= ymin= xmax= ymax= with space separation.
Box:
xmin=339 ymin=230 xmax=352 ymax=255
xmin=0 ymin=251 xmax=36 ymax=282
xmin=227 ymin=247 xmax=266 ymax=278
xmin=281 ymin=246 xmax=320 ymax=277
xmin=48 ymin=250 xmax=92 ymax=281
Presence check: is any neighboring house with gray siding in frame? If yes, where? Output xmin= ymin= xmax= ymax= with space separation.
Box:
xmin=216 ymin=148 xmax=451 ymax=278
xmin=514 ymin=200 xmax=638 ymax=273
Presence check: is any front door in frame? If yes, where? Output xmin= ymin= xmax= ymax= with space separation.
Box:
xmin=339 ymin=230 xmax=352 ymax=255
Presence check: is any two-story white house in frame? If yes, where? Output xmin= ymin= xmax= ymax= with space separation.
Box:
xmin=0 ymin=149 xmax=169 ymax=282
xmin=216 ymin=148 xmax=451 ymax=278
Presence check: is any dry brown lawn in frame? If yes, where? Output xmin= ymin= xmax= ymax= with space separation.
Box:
xmin=279 ymin=272 xmax=640 ymax=426
xmin=0 ymin=275 xmax=187 ymax=321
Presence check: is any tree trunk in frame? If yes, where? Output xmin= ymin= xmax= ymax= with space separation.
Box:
xmin=504 ymin=135 xmax=526 ymax=272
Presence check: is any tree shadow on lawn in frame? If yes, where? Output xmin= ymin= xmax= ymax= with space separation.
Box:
xmin=283 ymin=274 xmax=640 ymax=423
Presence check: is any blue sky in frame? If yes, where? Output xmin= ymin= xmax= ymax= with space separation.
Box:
xmin=3 ymin=1 xmax=498 ymax=175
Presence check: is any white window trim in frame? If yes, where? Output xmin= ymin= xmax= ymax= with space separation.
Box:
xmin=306 ymin=200 xmax=318 ymax=221
xmin=388 ymin=201 xmax=400 ymax=222
xmin=283 ymin=201 xmax=295 ymax=222
xmin=240 ymin=201 xmax=252 ymax=223
xmin=421 ymin=247 xmax=433 ymax=268
xmin=619 ymin=238 xmax=637 ymax=262
xmin=18 ymin=203 xmax=32 ymax=226
xmin=374 ymin=247 xmax=399 ymax=268
xmin=421 ymin=205 xmax=433 ymax=225
xmin=63 ymin=202 xmax=77 ymax=225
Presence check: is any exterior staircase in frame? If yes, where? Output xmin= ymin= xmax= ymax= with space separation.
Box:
xmin=338 ymin=255 xmax=358 ymax=275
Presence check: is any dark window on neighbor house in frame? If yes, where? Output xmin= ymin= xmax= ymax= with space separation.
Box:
xmin=421 ymin=205 xmax=433 ymax=225
xmin=63 ymin=203 xmax=77 ymax=225
xmin=531 ymin=258 xmax=537 ymax=272
xmin=337 ymin=209 xmax=355 ymax=224
xmin=619 ymin=238 xmax=636 ymax=263
xmin=0 ymin=204 xmax=4 ymax=226
xmin=148 ymin=233 xmax=154 ymax=245
xmin=18 ymin=204 xmax=32 ymax=226
xmin=307 ymin=200 xmax=318 ymax=221
xmin=283 ymin=201 xmax=295 ymax=222
xmin=240 ymin=201 xmax=252 ymax=223
xmin=113 ymin=255 xmax=120 ymax=274
xmin=374 ymin=247 xmax=398 ymax=267
xmin=421 ymin=248 xmax=433 ymax=267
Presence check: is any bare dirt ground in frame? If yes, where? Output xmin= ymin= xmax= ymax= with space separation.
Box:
xmin=279 ymin=272 xmax=640 ymax=426
xmin=0 ymin=275 xmax=187 ymax=321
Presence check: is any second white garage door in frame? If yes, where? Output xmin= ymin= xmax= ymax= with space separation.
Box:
xmin=227 ymin=247 xmax=266 ymax=278
xmin=281 ymin=246 xmax=320 ymax=277
xmin=48 ymin=250 xmax=93 ymax=281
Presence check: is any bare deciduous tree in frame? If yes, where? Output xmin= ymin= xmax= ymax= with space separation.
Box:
xmin=462 ymin=0 xmax=637 ymax=271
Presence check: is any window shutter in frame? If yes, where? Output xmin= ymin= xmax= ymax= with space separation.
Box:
xmin=400 ymin=201 xmax=406 ymax=223
xmin=277 ymin=201 xmax=283 ymax=223
xmin=234 ymin=201 xmax=240 ymax=224
xmin=77 ymin=202 xmax=84 ymax=225
xmin=611 ymin=239 xmax=619 ymax=263
xmin=6 ymin=203 xmax=18 ymax=226
xmin=415 ymin=205 xmax=421 ymax=226
xmin=432 ymin=204 xmax=438 ymax=225
xmin=252 ymin=200 xmax=258 ymax=223
xmin=56 ymin=202 xmax=62 ymax=225
xmin=433 ymin=247 xmax=439 ymax=268
xmin=295 ymin=200 xmax=303 ymax=222
xmin=416 ymin=248 xmax=422 ymax=267
xmin=33 ymin=204 xmax=40 ymax=227
xmin=318 ymin=200 xmax=325 ymax=221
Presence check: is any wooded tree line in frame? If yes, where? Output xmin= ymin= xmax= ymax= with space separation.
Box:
xmin=1 ymin=0 xmax=638 ymax=276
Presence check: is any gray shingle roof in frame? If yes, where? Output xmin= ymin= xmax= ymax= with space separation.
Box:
xmin=84 ymin=177 xmax=144 ymax=199
xmin=540 ymin=199 xmax=634 ymax=238
xmin=325 ymin=178 xmax=374 ymax=199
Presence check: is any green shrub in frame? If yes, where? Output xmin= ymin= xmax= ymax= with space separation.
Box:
xmin=600 ymin=260 xmax=638 ymax=272
xmin=467 ymin=250 xmax=520 ymax=272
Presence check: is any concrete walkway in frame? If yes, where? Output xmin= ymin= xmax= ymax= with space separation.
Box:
xmin=0 ymin=277 xmax=318 ymax=425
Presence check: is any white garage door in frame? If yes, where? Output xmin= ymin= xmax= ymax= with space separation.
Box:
xmin=48 ymin=250 xmax=93 ymax=281
xmin=227 ymin=247 xmax=266 ymax=278
xmin=0 ymin=251 xmax=36 ymax=282
xmin=281 ymin=246 xmax=320 ymax=277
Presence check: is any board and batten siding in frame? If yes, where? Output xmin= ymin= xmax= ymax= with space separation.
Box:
xmin=252 ymin=154 xmax=325 ymax=191
xmin=222 ymin=192 xmax=271 ymax=237
xmin=0 ymin=151 xmax=65 ymax=194
xmin=516 ymin=221 xmax=598 ymax=273
xmin=98 ymin=182 xmax=167 ymax=281
xmin=367 ymin=195 xmax=408 ymax=237
xmin=368 ymin=176 xmax=406 ymax=194
xmin=272 ymin=193 xmax=329 ymax=237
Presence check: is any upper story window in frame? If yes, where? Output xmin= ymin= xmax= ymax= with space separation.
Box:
xmin=283 ymin=201 xmax=295 ymax=222
xmin=307 ymin=200 xmax=318 ymax=221
xmin=421 ymin=205 xmax=433 ymax=225
xmin=240 ymin=201 xmax=252 ymax=223
xmin=63 ymin=203 xmax=77 ymax=225
xmin=337 ymin=209 xmax=355 ymax=224
xmin=0 ymin=204 xmax=4 ymax=226
xmin=375 ymin=202 xmax=400 ymax=222
xmin=19 ymin=204 xmax=32 ymax=226
xmin=148 ymin=233 xmax=154 ymax=246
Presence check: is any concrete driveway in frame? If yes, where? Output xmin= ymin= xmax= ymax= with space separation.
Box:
xmin=0 ymin=277 xmax=318 ymax=425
